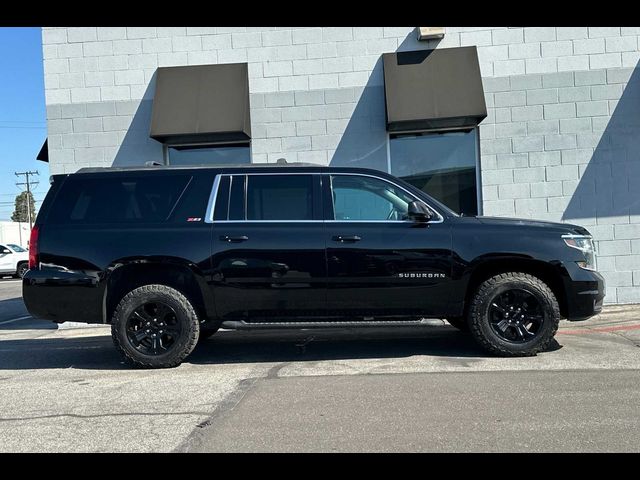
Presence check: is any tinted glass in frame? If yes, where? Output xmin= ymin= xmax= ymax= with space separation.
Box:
xmin=8 ymin=244 xmax=26 ymax=252
xmin=168 ymin=145 xmax=250 ymax=166
xmin=50 ymin=175 xmax=191 ymax=224
xmin=213 ymin=176 xmax=231 ymax=221
xmin=247 ymin=175 xmax=314 ymax=221
xmin=228 ymin=175 xmax=245 ymax=220
xmin=331 ymin=175 xmax=415 ymax=221
xmin=390 ymin=129 xmax=478 ymax=216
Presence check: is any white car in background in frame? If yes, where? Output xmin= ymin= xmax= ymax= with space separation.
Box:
xmin=0 ymin=243 xmax=29 ymax=278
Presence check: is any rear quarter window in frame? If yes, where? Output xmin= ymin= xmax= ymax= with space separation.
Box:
xmin=48 ymin=174 xmax=192 ymax=224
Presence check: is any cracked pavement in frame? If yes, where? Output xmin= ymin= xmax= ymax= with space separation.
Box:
xmin=1 ymin=278 xmax=640 ymax=452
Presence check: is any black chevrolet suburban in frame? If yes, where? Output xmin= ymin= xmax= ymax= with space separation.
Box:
xmin=23 ymin=164 xmax=605 ymax=368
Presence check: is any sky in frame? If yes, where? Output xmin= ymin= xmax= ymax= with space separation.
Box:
xmin=0 ymin=27 xmax=48 ymax=221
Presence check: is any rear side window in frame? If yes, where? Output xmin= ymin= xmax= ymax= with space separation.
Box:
xmin=49 ymin=175 xmax=192 ymax=224
xmin=247 ymin=175 xmax=314 ymax=221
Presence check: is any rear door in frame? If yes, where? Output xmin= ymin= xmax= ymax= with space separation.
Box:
xmin=208 ymin=173 xmax=326 ymax=321
xmin=323 ymin=173 xmax=453 ymax=318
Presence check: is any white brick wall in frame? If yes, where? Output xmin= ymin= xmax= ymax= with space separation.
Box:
xmin=42 ymin=27 xmax=640 ymax=103
xmin=41 ymin=26 xmax=640 ymax=304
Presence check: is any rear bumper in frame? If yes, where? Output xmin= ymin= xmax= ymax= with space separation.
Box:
xmin=562 ymin=263 xmax=605 ymax=321
xmin=22 ymin=269 xmax=104 ymax=324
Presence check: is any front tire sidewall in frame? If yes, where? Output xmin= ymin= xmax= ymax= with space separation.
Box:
xmin=470 ymin=274 xmax=559 ymax=356
xmin=111 ymin=285 xmax=200 ymax=368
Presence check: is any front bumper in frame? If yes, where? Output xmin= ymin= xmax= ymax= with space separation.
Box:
xmin=562 ymin=262 xmax=605 ymax=321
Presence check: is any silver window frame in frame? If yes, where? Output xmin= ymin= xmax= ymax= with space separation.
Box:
xmin=204 ymin=171 xmax=444 ymax=224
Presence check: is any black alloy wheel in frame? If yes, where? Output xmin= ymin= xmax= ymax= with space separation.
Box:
xmin=488 ymin=288 xmax=544 ymax=343
xmin=125 ymin=301 xmax=182 ymax=356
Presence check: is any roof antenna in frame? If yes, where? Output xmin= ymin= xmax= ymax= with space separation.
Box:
xmin=276 ymin=158 xmax=287 ymax=165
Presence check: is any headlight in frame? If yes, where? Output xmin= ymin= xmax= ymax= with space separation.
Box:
xmin=562 ymin=234 xmax=596 ymax=271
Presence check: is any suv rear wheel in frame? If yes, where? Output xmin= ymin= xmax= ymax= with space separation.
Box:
xmin=111 ymin=284 xmax=200 ymax=368
xmin=468 ymin=272 xmax=560 ymax=357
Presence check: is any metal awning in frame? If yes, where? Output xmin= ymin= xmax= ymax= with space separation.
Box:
xmin=382 ymin=46 xmax=487 ymax=132
xmin=150 ymin=63 xmax=251 ymax=145
xmin=36 ymin=138 xmax=48 ymax=162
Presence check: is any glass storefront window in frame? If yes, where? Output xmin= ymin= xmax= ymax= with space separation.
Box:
xmin=167 ymin=144 xmax=251 ymax=166
xmin=389 ymin=129 xmax=479 ymax=216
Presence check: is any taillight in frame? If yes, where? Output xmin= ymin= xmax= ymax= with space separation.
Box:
xmin=28 ymin=225 xmax=39 ymax=270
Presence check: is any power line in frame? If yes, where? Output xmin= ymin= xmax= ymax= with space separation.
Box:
xmin=15 ymin=170 xmax=39 ymax=229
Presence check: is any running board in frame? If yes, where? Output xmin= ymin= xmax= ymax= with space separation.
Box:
xmin=220 ymin=318 xmax=446 ymax=330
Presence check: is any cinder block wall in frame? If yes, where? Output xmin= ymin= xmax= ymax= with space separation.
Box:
xmin=41 ymin=27 xmax=640 ymax=304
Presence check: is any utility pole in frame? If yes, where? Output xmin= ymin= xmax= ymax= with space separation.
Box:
xmin=15 ymin=170 xmax=39 ymax=230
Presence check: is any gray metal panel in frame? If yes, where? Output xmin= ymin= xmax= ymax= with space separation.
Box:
xmin=150 ymin=63 xmax=251 ymax=144
xmin=383 ymin=46 xmax=487 ymax=132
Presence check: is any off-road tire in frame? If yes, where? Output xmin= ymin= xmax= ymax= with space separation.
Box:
xmin=111 ymin=284 xmax=200 ymax=368
xmin=468 ymin=272 xmax=560 ymax=357
xmin=446 ymin=316 xmax=469 ymax=331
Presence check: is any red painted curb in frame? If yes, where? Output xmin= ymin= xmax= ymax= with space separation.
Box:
xmin=558 ymin=323 xmax=640 ymax=335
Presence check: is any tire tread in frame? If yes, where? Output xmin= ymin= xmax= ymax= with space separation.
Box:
xmin=468 ymin=272 xmax=560 ymax=357
xmin=111 ymin=284 xmax=200 ymax=368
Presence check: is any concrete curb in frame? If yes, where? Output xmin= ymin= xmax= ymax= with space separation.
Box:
xmin=56 ymin=322 xmax=106 ymax=330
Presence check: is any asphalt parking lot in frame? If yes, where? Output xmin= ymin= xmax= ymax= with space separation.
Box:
xmin=1 ymin=276 xmax=640 ymax=452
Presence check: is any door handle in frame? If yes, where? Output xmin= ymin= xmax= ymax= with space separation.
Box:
xmin=332 ymin=235 xmax=361 ymax=243
xmin=220 ymin=235 xmax=249 ymax=243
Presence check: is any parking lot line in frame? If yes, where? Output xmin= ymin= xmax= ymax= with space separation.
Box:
xmin=0 ymin=315 xmax=32 ymax=325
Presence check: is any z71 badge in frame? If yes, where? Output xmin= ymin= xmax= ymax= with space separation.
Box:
xmin=397 ymin=272 xmax=447 ymax=279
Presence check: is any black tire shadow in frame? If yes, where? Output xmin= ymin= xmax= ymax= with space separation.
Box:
xmin=190 ymin=327 xmax=487 ymax=366
xmin=0 ymin=325 xmax=563 ymax=370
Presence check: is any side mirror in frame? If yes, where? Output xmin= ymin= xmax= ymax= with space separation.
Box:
xmin=1 ymin=249 xmax=10 ymax=254
xmin=407 ymin=201 xmax=432 ymax=223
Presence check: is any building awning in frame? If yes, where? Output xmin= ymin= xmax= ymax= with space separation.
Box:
xmin=36 ymin=138 xmax=48 ymax=162
xmin=150 ymin=63 xmax=251 ymax=145
xmin=382 ymin=46 xmax=487 ymax=132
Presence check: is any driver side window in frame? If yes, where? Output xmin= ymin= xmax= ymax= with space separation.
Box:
xmin=330 ymin=175 xmax=414 ymax=221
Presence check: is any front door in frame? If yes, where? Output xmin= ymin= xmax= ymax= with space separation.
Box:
xmin=209 ymin=173 xmax=326 ymax=320
xmin=324 ymin=173 xmax=452 ymax=318
xmin=0 ymin=245 xmax=14 ymax=273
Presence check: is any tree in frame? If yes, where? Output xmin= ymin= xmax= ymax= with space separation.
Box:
xmin=11 ymin=191 xmax=36 ymax=223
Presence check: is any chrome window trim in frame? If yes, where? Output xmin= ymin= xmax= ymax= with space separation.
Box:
xmin=204 ymin=171 xmax=445 ymax=224
xmin=204 ymin=174 xmax=221 ymax=223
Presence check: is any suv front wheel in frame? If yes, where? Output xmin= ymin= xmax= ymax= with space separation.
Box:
xmin=111 ymin=284 xmax=200 ymax=368
xmin=468 ymin=272 xmax=560 ymax=357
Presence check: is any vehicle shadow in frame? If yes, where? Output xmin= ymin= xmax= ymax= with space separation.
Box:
xmin=0 ymin=326 xmax=562 ymax=370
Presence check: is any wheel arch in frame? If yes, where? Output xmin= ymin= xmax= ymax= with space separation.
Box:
xmin=463 ymin=257 xmax=568 ymax=319
xmin=103 ymin=259 xmax=216 ymax=324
